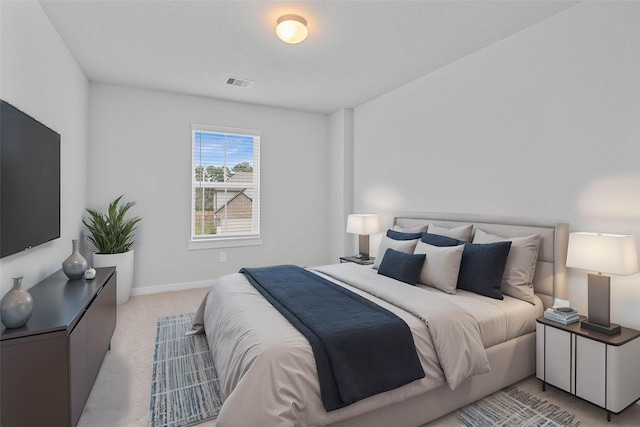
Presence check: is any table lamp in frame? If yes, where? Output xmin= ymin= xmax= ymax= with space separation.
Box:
xmin=566 ymin=232 xmax=638 ymax=335
xmin=346 ymin=214 xmax=379 ymax=258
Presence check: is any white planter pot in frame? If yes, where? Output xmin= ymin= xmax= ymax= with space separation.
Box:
xmin=93 ymin=250 xmax=135 ymax=305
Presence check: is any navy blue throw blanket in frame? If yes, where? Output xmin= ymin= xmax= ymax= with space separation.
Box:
xmin=240 ymin=265 xmax=425 ymax=411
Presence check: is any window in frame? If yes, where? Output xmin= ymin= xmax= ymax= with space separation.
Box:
xmin=190 ymin=124 xmax=261 ymax=250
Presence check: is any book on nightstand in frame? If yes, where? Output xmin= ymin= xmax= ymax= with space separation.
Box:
xmin=543 ymin=307 xmax=579 ymax=325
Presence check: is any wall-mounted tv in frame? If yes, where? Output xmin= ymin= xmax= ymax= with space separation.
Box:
xmin=1 ymin=100 xmax=61 ymax=258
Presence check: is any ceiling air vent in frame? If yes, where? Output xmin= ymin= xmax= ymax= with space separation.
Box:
xmin=226 ymin=77 xmax=253 ymax=88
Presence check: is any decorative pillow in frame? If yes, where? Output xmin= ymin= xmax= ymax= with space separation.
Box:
xmin=428 ymin=223 xmax=473 ymax=242
xmin=378 ymin=249 xmax=426 ymax=285
xmin=473 ymin=229 xmax=541 ymax=304
xmin=421 ymin=233 xmax=462 ymax=247
xmin=392 ymin=224 xmax=428 ymax=233
xmin=413 ymin=241 xmax=464 ymax=294
xmin=373 ymin=235 xmax=419 ymax=269
xmin=386 ymin=229 xmax=423 ymax=241
xmin=457 ymin=241 xmax=512 ymax=299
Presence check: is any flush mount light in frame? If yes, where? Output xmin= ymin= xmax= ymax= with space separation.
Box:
xmin=276 ymin=14 xmax=308 ymax=44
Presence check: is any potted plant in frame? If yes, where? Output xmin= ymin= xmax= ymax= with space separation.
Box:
xmin=84 ymin=195 xmax=142 ymax=305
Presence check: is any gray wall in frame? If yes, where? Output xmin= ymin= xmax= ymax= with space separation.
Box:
xmin=353 ymin=2 xmax=640 ymax=328
xmin=0 ymin=1 xmax=90 ymax=294
xmin=88 ymin=84 xmax=330 ymax=292
xmin=328 ymin=109 xmax=355 ymax=261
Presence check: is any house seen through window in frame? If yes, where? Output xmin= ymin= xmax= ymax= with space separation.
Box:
xmin=190 ymin=124 xmax=261 ymax=249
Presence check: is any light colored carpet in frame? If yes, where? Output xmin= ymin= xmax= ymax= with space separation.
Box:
xmin=78 ymin=287 xmax=216 ymax=427
xmin=79 ymin=287 xmax=640 ymax=427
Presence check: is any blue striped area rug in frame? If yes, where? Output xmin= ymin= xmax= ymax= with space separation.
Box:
xmin=457 ymin=385 xmax=582 ymax=427
xmin=150 ymin=312 xmax=222 ymax=427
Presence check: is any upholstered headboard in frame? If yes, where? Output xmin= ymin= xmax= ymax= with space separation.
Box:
xmin=393 ymin=213 xmax=569 ymax=308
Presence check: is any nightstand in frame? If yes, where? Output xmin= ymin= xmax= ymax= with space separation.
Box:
xmin=536 ymin=316 xmax=640 ymax=421
xmin=339 ymin=256 xmax=375 ymax=265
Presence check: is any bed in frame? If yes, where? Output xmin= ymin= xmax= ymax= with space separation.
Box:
xmin=194 ymin=213 xmax=569 ymax=426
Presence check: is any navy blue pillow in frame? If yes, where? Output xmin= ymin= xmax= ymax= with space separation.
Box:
xmin=378 ymin=248 xmax=426 ymax=285
xmin=421 ymin=233 xmax=462 ymax=247
xmin=457 ymin=241 xmax=512 ymax=299
xmin=386 ymin=229 xmax=423 ymax=241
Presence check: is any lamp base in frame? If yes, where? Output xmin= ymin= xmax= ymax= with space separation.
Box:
xmin=581 ymin=319 xmax=621 ymax=335
xmin=358 ymin=234 xmax=370 ymax=258
xmin=584 ymin=273 xmax=620 ymax=335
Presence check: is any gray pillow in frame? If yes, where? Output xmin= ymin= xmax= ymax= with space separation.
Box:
xmin=472 ymin=229 xmax=541 ymax=304
xmin=393 ymin=224 xmax=428 ymax=233
xmin=373 ymin=235 xmax=419 ymax=269
xmin=428 ymin=223 xmax=473 ymax=242
xmin=413 ymin=241 xmax=464 ymax=294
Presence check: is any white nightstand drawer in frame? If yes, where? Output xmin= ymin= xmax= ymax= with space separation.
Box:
xmin=575 ymin=336 xmax=606 ymax=407
xmin=607 ymin=337 xmax=640 ymax=412
xmin=544 ymin=325 xmax=572 ymax=393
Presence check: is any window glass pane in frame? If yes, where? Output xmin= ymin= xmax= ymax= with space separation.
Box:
xmin=191 ymin=126 xmax=260 ymax=243
xmin=193 ymin=187 xmax=216 ymax=236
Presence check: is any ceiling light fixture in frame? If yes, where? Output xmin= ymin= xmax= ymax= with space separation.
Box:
xmin=276 ymin=14 xmax=308 ymax=44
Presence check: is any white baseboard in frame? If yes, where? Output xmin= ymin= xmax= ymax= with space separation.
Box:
xmin=130 ymin=280 xmax=213 ymax=296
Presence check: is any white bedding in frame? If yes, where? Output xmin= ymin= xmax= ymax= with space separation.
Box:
xmin=199 ymin=263 xmax=543 ymax=427
xmin=315 ymin=263 xmax=543 ymax=349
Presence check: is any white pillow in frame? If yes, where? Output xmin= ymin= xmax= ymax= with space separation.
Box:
xmin=413 ymin=241 xmax=464 ymax=294
xmin=373 ymin=235 xmax=419 ymax=269
xmin=472 ymin=229 xmax=541 ymax=304
xmin=428 ymin=223 xmax=473 ymax=242
xmin=392 ymin=224 xmax=428 ymax=233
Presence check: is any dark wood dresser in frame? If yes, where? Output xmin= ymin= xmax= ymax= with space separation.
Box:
xmin=1 ymin=267 xmax=117 ymax=427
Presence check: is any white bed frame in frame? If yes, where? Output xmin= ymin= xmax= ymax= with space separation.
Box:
xmin=329 ymin=212 xmax=569 ymax=427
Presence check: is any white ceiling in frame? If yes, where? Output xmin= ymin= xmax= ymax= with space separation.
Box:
xmin=39 ymin=1 xmax=577 ymax=115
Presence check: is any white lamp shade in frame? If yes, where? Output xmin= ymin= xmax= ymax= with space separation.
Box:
xmin=346 ymin=214 xmax=379 ymax=235
xmin=566 ymin=232 xmax=639 ymax=275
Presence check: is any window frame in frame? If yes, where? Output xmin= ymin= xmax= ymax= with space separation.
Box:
xmin=188 ymin=124 xmax=262 ymax=250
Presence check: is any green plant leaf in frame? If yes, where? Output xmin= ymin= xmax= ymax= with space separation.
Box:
xmin=83 ymin=195 xmax=142 ymax=254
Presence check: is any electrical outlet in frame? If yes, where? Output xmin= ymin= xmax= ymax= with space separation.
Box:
xmin=220 ymin=252 xmax=227 ymax=262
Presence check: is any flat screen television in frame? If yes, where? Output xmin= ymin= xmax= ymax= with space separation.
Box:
xmin=1 ymin=100 xmax=61 ymax=258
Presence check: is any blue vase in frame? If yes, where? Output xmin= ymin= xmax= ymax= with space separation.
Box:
xmin=62 ymin=239 xmax=88 ymax=280
xmin=1 ymin=277 xmax=33 ymax=328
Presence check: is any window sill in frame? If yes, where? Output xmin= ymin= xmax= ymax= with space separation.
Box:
xmin=188 ymin=236 xmax=263 ymax=250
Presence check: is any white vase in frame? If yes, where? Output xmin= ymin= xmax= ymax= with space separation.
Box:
xmin=93 ymin=250 xmax=134 ymax=305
